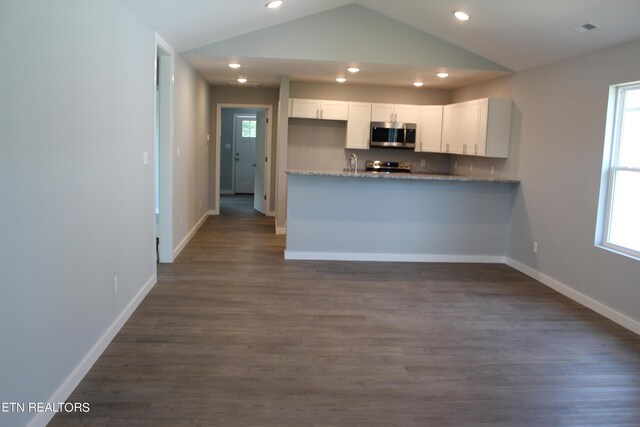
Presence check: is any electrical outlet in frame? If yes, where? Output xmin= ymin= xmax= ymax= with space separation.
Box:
xmin=533 ymin=241 xmax=538 ymax=254
xmin=142 ymin=151 xmax=149 ymax=165
xmin=420 ymin=159 xmax=426 ymax=167
xmin=176 ymin=146 xmax=181 ymax=158
xmin=491 ymin=166 xmax=495 ymax=176
xmin=113 ymin=276 xmax=119 ymax=295
xmin=206 ymin=134 xmax=210 ymax=141
xmin=180 ymin=216 xmax=184 ymax=226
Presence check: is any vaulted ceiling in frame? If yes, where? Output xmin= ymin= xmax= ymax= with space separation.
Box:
xmin=120 ymin=0 xmax=640 ymax=88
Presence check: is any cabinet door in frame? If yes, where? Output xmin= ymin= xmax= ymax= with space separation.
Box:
xmin=460 ymin=100 xmax=479 ymax=156
xmin=475 ymin=98 xmax=489 ymax=156
xmin=320 ymin=100 xmax=348 ymax=120
xmin=371 ymin=104 xmax=394 ymax=122
xmin=394 ymin=104 xmax=419 ymax=123
xmin=417 ymin=105 xmax=443 ymax=153
xmin=441 ymin=105 xmax=455 ymax=153
xmin=290 ymin=99 xmax=321 ymax=119
xmin=346 ymin=102 xmax=371 ymax=149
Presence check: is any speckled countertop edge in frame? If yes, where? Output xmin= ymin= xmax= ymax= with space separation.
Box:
xmin=286 ymin=170 xmax=520 ymax=184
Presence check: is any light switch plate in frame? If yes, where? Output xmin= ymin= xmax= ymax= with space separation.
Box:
xmin=142 ymin=151 xmax=149 ymax=165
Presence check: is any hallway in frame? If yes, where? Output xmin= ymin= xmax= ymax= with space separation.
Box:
xmin=52 ymin=197 xmax=640 ymax=426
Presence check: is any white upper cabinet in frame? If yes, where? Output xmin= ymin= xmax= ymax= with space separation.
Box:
xmin=371 ymin=104 xmax=395 ymax=122
xmin=394 ymin=104 xmax=419 ymax=123
xmin=476 ymin=98 xmax=512 ymax=158
xmin=416 ymin=105 xmax=443 ymax=153
xmin=371 ymin=103 xmax=419 ymax=123
xmin=346 ymin=102 xmax=372 ymax=149
xmin=441 ymin=98 xmax=511 ymax=158
xmin=289 ymin=98 xmax=348 ymax=121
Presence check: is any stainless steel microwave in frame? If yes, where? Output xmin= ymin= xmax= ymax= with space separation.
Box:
xmin=370 ymin=122 xmax=416 ymax=149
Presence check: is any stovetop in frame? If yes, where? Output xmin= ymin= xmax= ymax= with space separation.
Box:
xmin=365 ymin=160 xmax=411 ymax=173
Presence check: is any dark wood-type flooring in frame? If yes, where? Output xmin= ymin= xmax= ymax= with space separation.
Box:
xmin=52 ymin=195 xmax=640 ymax=426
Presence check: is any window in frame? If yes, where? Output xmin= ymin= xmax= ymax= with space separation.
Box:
xmin=242 ymin=120 xmax=256 ymax=138
xmin=600 ymin=82 xmax=640 ymax=258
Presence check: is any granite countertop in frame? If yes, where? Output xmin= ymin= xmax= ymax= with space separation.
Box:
xmin=286 ymin=169 xmax=520 ymax=184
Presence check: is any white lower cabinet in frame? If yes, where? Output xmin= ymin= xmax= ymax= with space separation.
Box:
xmin=416 ymin=105 xmax=443 ymax=153
xmin=346 ymin=102 xmax=371 ymax=149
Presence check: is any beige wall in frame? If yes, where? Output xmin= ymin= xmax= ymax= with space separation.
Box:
xmin=290 ymin=81 xmax=450 ymax=105
xmin=452 ymin=39 xmax=640 ymax=327
xmin=173 ymin=56 xmax=211 ymax=250
xmin=209 ymin=86 xmax=280 ymax=213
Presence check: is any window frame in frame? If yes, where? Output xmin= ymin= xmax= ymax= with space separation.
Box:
xmin=600 ymin=81 xmax=640 ymax=260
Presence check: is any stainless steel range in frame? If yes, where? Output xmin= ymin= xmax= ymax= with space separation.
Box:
xmin=365 ymin=160 xmax=411 ymax=174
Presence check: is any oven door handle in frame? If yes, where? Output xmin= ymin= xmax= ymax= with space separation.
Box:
xmin=403 ymin=124 xmax=407 ymax=145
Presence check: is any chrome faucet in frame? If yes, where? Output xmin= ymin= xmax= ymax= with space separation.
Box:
xmin=348 ymin=153 xmax=358 ymax=174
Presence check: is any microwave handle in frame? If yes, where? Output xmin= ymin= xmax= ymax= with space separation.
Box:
xmin=403 ymin=124 xmax=407 ymax=144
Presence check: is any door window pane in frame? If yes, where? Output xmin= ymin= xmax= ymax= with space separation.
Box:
xmin=242 ymin=120 xmax=256 ymax=138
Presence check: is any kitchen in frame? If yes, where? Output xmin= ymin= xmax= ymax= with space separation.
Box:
xmin=284 ymin=80 xmax=518 ymax=261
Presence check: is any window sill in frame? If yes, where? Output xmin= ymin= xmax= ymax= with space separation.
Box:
xmin=596 ymin=243 xmax=640 ymax=262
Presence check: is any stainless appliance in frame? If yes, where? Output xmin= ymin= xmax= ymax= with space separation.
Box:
xmin=365 ymin=160 xmax=411 ymax=174
xmin=370 ymin=122 xmax=416 ymax=149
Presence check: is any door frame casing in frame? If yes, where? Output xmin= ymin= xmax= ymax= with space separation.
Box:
xmin=214 ymin=104 xmax=273 ymax=216
xmin=154 ymin=33 xmax=175 ymax=263
xmin=231 ymin=113 xmax=257 ymax=194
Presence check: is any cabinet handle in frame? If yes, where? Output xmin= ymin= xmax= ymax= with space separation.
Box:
xmin=321 ymin=110 xmax=324 ymax=119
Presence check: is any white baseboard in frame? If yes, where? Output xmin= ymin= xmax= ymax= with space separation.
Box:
xmin=267 ymin=210 xmax=275 ymax=217
xmin=285 ymin=251 xmax=506 ymax=263
xmin=209 ymin=209 xmax=219 ymax=216
xmin=28 ymin=274 xmax=157 ymax=427
xmin=275 ymin=226 xmax=286 ymax=235
xmin=172 ymin=212 xmax=209 ymax=259
xmin=505 ymin=257 xmax=640 ymax=336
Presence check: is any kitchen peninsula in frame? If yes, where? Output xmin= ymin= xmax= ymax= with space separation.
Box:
xmin=285 ymin=170 xmax=520 ymax=262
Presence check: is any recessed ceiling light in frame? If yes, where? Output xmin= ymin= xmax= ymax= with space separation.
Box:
xmin=336 ymin=77 xmax=347 ymax=83
xmin=266 ymin=1 xmax=283 ymax=9
xmin=436 ymin=72 xmax=449 ymax=78
xmin=347 ymin=67 xmax=360 ymax=73
xmin=413 ymin=81 xmax=424 ymax=87
xmin=454 ymin=11 xmax=470 ymax=21
xmin=228 ymin=63 xmax=241 ymax=69
xmin=237 ymin=77 xmax=248 ymax=84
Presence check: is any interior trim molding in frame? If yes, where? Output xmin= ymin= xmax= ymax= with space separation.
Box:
xmin=285 ymin=251 xmax=506 ymax=263
xmin=173 ymin=211 xmax=209 ymax=259
xmin=27 ymin=274 xmax=158 ymax=427
xmin=275 ymin=226 xmax=286 ymax=235
xmin=505 ymin=257 xmax=640 ymax=336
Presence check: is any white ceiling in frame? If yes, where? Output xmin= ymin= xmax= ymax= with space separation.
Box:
xmin=120 ymin=0 xmax=640 ymax=87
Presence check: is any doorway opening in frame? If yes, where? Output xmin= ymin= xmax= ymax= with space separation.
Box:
xmin=154 ymin=35 xmax=174 ymax=263
xmin=215 ymin=105 xmax=272 ymax=217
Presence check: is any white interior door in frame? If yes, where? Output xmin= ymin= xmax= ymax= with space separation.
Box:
xmin=254 ymin=110 xmax=267 ymax=214
xmin=234 ymin=115 xmax=256 ymax=194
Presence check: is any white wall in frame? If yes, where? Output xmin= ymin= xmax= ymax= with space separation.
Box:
xmin=0 ymin=1 xmax=155 ymax=426
xmin=172 ymin=56 xmax=211 ymax=256
xmin=452 ymin=39 xmax=640 ymax=329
